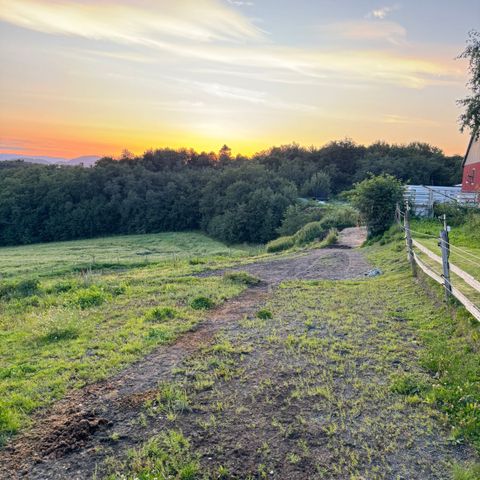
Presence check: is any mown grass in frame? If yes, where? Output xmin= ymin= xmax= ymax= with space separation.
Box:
xmin=0 ymin=231 xmax=260 ymax=280
xmin=0 ymin=233 xmax=260 ymax=445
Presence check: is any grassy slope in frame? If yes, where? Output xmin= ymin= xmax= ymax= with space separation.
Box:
xmin=0 ymin=231 xmax=260 ymax=280
xmin=407 ymin=219 xmax=480 ymax=312
xmin=105 ymin=240 xmax=479 ymax=479
xmin=0 ymin=232 xmax=260 ymax=445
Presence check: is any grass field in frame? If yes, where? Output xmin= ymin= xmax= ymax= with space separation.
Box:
xmin=0 ymin=232 xmax=260 ymax=445
xmin=407 ymin=219 xmax=480 ymax=308
xmin=1 ymin=229 xmax=479 ymax=478
xmin=0 ymin=231 xmax=260 ymax=279
xmin=101 ymin=240 xmax=480 ymax=479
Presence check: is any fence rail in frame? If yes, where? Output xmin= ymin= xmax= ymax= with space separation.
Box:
xmin=399 ymin=203 xmax=480 ymax=322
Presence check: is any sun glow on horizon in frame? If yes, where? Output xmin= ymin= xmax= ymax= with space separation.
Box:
xmin=0 ymin=0 xmax=478 ymax=159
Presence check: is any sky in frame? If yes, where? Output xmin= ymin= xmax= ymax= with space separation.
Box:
xmin=0 ymin=0 xmax=479 ymax=158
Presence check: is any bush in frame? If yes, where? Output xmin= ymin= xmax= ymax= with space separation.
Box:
xmin=73 ymin=285 xmax=105 ymax=309
xmin=266 ymin=236 xmax=295 ymax=253
xmin=322 ymin=228 xmax=338 ymax=247
xmin=319 ymin=206 xmax=359 ymax=231
xmin=348 ymin=174 xmax=404 ymax=237
xmin=277 ymin=202 xmax=327 ymax=236
xmin=223 ymin=271 xmax=261 ymax=286
xmin=190 ymin=296 xmax=215 ymax=310
xmin=0 ymin=278 xmax=40 ymax=300
xmin=256 ymin=309 xmax=272 ymax=319
xmin=293 ymin=221 xmax=326 ymax=246
xmin=433 ymin=203 xmax=470 ymax=226
xmin=145 ymin=306 xmax=177 ymax=323
xmin=51 ymin=280 xmax=77 ymax=294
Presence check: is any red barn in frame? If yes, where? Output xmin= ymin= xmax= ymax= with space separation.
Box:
xmin=462 ymin=134 xmax=480 ymax=193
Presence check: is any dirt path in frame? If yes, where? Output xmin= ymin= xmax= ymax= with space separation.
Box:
xmin=0 ymin=230 xmax=372 ymax=479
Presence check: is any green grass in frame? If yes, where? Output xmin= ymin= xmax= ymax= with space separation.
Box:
xmin=0 ymin=231 xmax=259 ymax=280
xmin=105 ymin=239 xmax=479 ymax=478
xmin=368 ymin=240 xmax=480 ymax=452
xmin=407 ymin=219 xmax=480 ymax=307
xmin=0 ymin=232 xmax=261 ymax=445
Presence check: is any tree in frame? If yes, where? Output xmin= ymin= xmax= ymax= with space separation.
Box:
xmin=458 ymin=30 xmax=480 ymax=138
xmin=348 ymin=174 xmax=404 ymax=237
xmin=301 ymin=172 xmax=331 ymax=200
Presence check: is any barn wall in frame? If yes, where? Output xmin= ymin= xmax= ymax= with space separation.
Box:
xmin=462 ymin=162 xmax=480 ymax=192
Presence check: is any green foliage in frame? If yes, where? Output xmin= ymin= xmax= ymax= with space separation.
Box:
xmin=145 ymin=307 xmax=177 ymax=323
xmin=265 ymin=236 xmax=295 ymax=253
xmin=348 ymin=174 xmax=404 ymax=237
xmin=322 ymin=228 xmax=338 ymax=247
xmin=72 ymin=285 xmax=106 ymax=309
xmin=223 ymin=271 xmax=261 ymax=286
xmin=278 ymin=202 xmax=358 ymax=237
xmin=458 ymin=30 xmax=480 ymax=136
xmin=300 ymin=171 xmax=331 ymax=200
xmin=432 ymin=203 xmax=471 ymax=226
xmin=200 ymin=163 xmax=297 ymax=244
xmin=453 ymin=462 xmax=480 ymax=480
xmin=369 ymin=242 xmax=480 ymax=451
xmin=256 ymin=309 xmax=272 ymax=319
xmin=318 ymin=206 xmax=359 ymax=231
xmin=293 ymin=221 xmax=326 ymax=246
xmin=105 ymin=430 xmax=199 ymax=480
xmin=390 ymin=373 xmax=428 ymax=395
xmin=190 ymin=296 xmax=215 ymax=310
xmin=37 ymin=327 xmax=79 ymax=345
xmin=0 ymin=141 xmax=462 ymax=247
xmin=0 ymin=278 xmax=40 ymax=300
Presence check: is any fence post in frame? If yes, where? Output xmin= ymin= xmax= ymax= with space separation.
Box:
xmin=440 ymin=214 xmax=452 ymax=300
xmin=404 ymin=200 xmax=417 ymax=277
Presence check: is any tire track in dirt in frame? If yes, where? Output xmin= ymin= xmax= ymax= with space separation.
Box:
xmin=0 ymin=231 xmax=370 ymax=479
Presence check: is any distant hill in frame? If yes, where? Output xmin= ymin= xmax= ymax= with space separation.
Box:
xmin=0 ymin=154 xmax=101 ymax=167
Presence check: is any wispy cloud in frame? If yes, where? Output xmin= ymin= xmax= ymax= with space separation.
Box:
xmin=0 ymin=0 xmax=461 ymax=91
xmin=367 ymin=5 xmax=400 ymax=19
xmin=190 ymin=81 xmax=316 ymax=112
xmin=227 ymin=0 xmax=255 ymax=6
xmin=319 ymin=20 xmax=407 ymax=45
xmin=0 ymin=0 xmax=264 ymax=43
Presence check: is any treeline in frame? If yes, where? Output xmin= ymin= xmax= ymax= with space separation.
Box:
xmin=0 ymin=140 xmax=463 ymax=246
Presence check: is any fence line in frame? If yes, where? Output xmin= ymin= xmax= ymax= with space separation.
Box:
xmin=411 ymin=239 xmax=480 ymax=293
xmin=398 ymin=203 xmax=480 ymax=322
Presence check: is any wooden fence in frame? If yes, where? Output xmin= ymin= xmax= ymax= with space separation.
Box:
xmin=398 ymin=203 xmax=480 ymax=322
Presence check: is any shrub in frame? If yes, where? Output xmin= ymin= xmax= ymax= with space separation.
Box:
xmin=293 ymin=221 xmax=326 ymax=246
xmin=277 ymin=202 xmax=327 ymax=236
xmin=433 ymin=203 xmax=470 ymax=226
xmin=390 ymin=373 xmax=428 ymax=395
xmin=300 ymin=171 xmax=331 ymax=200
xmin=73 ymin=285 xmax=105 ymax=309
xmin=223 ymin=271 xmax=261 ymax=286
xmin=190 ymin=296 xmax=215 ymax=310
xmin=146 ymin=306 xmax=177 ymax=323
xmin=0 ymin=278 xmax=40 ymax=300
xmin=256 ymin=309 xmax=272 ymax=319
xmin=51 ymin=280 xmax=77 ymax=294
xmin=266 ymin=235 xmax=295 ymax=253
xmin=321 ymin=228 xmax=338 ymax=247
xmin=348 ymin=174 xmax=404 ymax=237
xmin=319 ymin=206 xmax=359 ymax=231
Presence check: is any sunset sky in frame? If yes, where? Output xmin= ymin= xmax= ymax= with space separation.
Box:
xmin=0 ymin=0 xmax=478 ymax=158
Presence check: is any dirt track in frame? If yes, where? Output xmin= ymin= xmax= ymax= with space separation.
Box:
xmin=0 ymin=229 xmax=372 ymax=479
